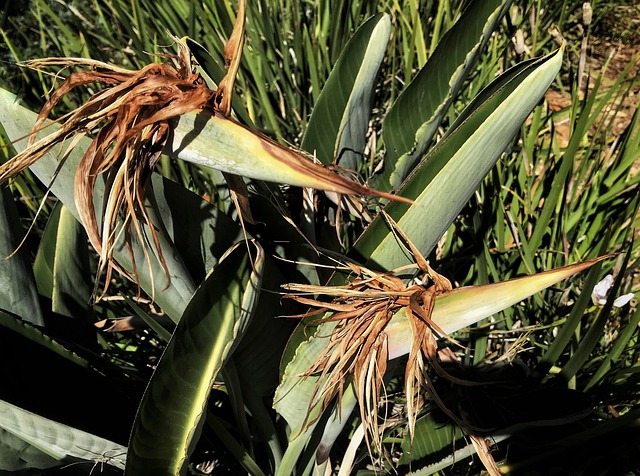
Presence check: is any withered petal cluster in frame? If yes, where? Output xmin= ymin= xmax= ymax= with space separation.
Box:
xmin=283 ymin=213 xmax=483 ymax=458
xmin=0 ymin=41 xmax=217 ymax=297
xmin=284 ymin=257 xmax=457 ymax=455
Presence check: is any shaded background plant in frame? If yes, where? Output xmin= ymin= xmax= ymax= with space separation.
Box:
xmin=0 ymin=0 xmax=638 ymax=474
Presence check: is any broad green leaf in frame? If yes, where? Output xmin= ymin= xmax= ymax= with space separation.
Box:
xmin=0 ymin=89 xmax=87 ymax=218
xmin=126 ymin=241 xmax=263 ymax=476
xmin=0 ymin=398 xmax=126 ymax=471
xmin=227 ymin=255 xmax=301 ymax=470
xmin=1 ymin=428 xmax=60 ymax=471
xmin=398 ymin=410 xmax=465 ymax=468
xmin=386 ymin=257 xmax=610 ymax=358
xmin=33 ymin=202 xmax=93 ymax=319
xmin=354 ymin=48 xmax=564 ymax=272
xmin=0 ymin=87 xmax=396 ymax=317
xmin=379 ymin=0 xmax=512 ymax=191
xmin=0 ymin=184 xmax=43 ymax=325
xmin=301 ymin=13 xmax=391 ymax=170
xmin=274 ymin=255 xmax=608 ymax=472
xmin=144 ymin=175 xmax=243 ymax=288
xmin=32 ymin=202 xmax=60 ymax=300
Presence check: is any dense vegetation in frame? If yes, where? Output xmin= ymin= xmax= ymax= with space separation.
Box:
xmin=0 ymin=0 xmax=638 ymax=474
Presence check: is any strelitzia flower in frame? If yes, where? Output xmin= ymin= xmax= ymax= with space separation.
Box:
xmin=591 ymin=274 xmax=635 ymax=307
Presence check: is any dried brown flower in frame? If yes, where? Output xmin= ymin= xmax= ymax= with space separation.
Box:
xmin=0 ymin=40 xmax=219 ymax=298
xmin=282 ymin=213 xmax=471 ymax=456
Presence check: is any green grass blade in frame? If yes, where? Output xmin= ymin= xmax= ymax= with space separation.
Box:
xmin=354 ymin=48 xmax=564 ymax=272
xmin=537 ymin=236 xmax=611 ymax=374
xmin=560 ymin=250 xmax=633 ymax=384
xmin=33 ymin=0 xmax=84 ymax=57
xmin=301 ymin=13 xmax=391 ymax=170
xmin=585 ymin=304 xmax=640 ymax=391
xmin=125 ymin=241 xmax=263 ymax=476
xmin=528 ymin=57 xmax=637 ymax=255
xmin=605 ymin=104 xmax=640 ymax=189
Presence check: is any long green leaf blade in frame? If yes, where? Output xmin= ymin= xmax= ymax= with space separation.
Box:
xmin=379 ymin=0 xmax=511 ymax=190
xmin=354 ymin=48 xmax=564 ymax=272
xmin=0 ymin=398 xmax=126 ymax=471
xmin=126 ymin=241 xmax=263 ymax=476
xmin=301 ymin=13 xmax=391 ymax=170
xmin=168 ymin=108 xmax=401 ymax=200
xmin=33 ymin=202 xmax=93 ymax=319
xmin=0 ymin=309 xmax=90 ymax=368
xmin=386 ymin=256 xmax=610 ymax=358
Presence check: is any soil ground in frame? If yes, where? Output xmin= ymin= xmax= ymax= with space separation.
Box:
xmin=545 ymin=2 xmax=639 ymax=167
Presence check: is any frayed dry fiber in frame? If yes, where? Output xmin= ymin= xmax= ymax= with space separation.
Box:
xmin=0 ymin=40 xmax=214 ymax=298
xmin=283 ymin=215 xmax=465 ymax=456
xmin=283 ymin=214 xmax=501 ymax=473
xmin=283 ymin=259 xmax=457 ymax=456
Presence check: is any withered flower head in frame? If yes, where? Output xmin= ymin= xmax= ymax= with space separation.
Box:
xmin=0 ymin=39 xmax=217 ymax=298
xmin=282 ymin=213 xmax=470 ymax=457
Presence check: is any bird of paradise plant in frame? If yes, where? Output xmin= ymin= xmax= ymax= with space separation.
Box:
xmin=0 ymin=0 xmax=632 ymax=475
